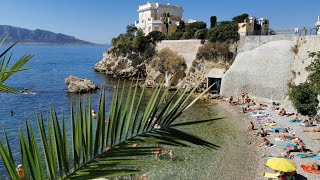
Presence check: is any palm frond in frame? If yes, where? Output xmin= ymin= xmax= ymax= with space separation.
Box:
xmin=0 ymin=38 xmax=33 ymax=93
xmin=0 ymin=81 xmax=218 ymax=179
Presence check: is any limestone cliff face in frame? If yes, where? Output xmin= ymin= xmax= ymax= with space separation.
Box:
xmin=221 ymin=40 xmax=295 ymax=101
xmin=94 ymin=52 xmax=146 ymax=78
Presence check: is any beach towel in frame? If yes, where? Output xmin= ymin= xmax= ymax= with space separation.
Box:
xmin=289 ymin=120 xmax=300 ymax=124
xmin=271 ymin=127 xmax=285 ymax=131
xmin=279 ymin=142 xmax=297 ymax=147
xmin=262 ymin=172 xmax=278 ymax=179
xmin=301 ymin=164 xmax=320 ymax=174
xmin=264 ymin=122 xmax=277 ymax=126
xmin=297 ymin=154 xmax=320 ymax=159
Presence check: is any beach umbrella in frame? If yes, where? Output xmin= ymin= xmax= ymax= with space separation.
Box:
xmin=266 ymin=158 xmax=296 ymax=172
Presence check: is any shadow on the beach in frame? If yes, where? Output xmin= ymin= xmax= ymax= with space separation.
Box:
xmin=295 ymin=174 xmax=308 ymax=180
xmin=170 ymin=117 xmax=225 ymax=127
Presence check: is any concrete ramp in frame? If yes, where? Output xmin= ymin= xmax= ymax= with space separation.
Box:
xmin=220 ymin=40 xmax=295 ymax=101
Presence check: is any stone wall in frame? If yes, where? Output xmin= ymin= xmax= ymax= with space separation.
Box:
xmin=156 ymin=40 xmax=204 ymax=70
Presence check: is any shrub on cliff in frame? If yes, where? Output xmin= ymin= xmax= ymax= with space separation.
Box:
xmin=289 ymin=82 xmax=319 ymax=116
xmin=181 ymin=29 xmax=196 ymax=40
xmin=109 ymin=25 xmax=164 ymax=59
xmin=146 ymin=31 xmax=166 ymax=45
xmin=196 ymin=42 xmax=233 ymax=63
xmin=188 ymin=21 xmax=207 ymax=30
xmin=168 ymin=32 xmax=183 ymax=40
xmin=306 ymin=51 xmax=320 ymax=94
xmin=207 ymin=22 xmax=239 ymax=43
xmin=151 ymin=48 xmax=186 ymax=73
xmin=194 ymin=29 xmax=208 ymax=39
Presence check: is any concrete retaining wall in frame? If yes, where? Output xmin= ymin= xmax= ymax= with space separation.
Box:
xmin=156 ymin=40 xmax=204 ymax=70
xmin=221 ymin=40 xmax=295 ymax=101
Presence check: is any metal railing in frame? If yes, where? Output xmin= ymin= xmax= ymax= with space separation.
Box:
xmin=245 ymin=28 xmax=318 ymax=36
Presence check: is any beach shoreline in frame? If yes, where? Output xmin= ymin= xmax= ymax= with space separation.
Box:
xmin=217 ymin=97 xmax=320 ymax=180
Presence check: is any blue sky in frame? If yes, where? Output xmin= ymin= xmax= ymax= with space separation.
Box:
xmin=1 ymin=0 xmax=319 ymax=44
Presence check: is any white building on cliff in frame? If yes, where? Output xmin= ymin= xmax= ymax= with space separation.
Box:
xmin=134 ymin=2 xmax=194 ymax=36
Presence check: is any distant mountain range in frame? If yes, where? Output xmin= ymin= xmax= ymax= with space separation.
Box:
xmin=0 ymin=25 xmax=96 ymax=45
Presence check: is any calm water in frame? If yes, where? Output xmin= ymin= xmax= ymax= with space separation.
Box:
xmin=0 ymin=45 xmax=118 ymax=174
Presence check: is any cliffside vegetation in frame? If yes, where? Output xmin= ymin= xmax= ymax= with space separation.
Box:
xmin=150 ymin=48 xmax=186 ymax=74
xmin=289 ymin=51 xmax=320 ymax=115
xmin=194 ymin=14 xmax=244 ymax=66
xmin=109 ymin=25 xmax=165 ymax=59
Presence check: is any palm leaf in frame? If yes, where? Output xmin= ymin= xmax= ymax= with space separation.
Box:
xmin=0 ymin=80 xmax=217 ymax=180
xmin=0 ymin=38 xmax=32 ymax=93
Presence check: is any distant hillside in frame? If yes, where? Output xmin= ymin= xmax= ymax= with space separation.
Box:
xmin=0 ymin=25 xmax=95 ymax=45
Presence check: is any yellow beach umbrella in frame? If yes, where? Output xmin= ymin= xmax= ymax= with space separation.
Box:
xmin=266 ymin=158 xmax=296 ymax=172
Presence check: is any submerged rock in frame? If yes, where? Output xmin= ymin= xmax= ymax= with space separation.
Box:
xmin=64 ymin=76 xmax=99 ymax=93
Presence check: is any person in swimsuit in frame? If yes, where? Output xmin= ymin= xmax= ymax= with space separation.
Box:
xmin=263 ymin=151 xmax=291 ymax=158
xmin=256 ymin=128 xmax=267 ymax=137
xmin=258 ymin=138 xmax=271 ymax=147
xmin=247 ymin=121 xmax=255 ymax=131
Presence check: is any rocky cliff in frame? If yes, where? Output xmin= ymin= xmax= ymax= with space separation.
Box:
xmin=94 ymin=52 xmax=146 ymax=78
xmin=0 ymin=25 xmax=95 ymax=45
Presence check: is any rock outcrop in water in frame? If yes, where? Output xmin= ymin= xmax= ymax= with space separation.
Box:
xmin=64 ymin=76 xmax=99 ymax=93
xmin=94 ymin=52 xmax=146 ymax=78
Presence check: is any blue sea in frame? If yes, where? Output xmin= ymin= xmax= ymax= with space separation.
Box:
xmin=0 ymin=45 xmax=117 ymax=174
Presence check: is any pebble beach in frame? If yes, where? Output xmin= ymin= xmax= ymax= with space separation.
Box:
xmin=218 ymin=98 xmax=320 ymax=180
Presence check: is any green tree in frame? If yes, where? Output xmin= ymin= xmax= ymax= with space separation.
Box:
xmin=232 ymin=13 xmax=249 ymax=23
xmin=188 ymin=21 xmax=207 ymax=30
xmin=146 ymin=31 xmax=166 ymax=45
xmin=194 ymin=29 xmax=208 ymax=39
xmin=181 ymin=28 xmax=197 ymax=40
xmin=207 ymin=22 xmax=239 ymax=43
xmin=210 ymin=16 xmax=217 ymax=28
xmin=177 ymin=20 xmax=186 ymax=32
xmin=126 ymin=24 xmax=138 ymax=36
xmin=289 ymin=82 xmax=319 ymax=115
xmin=168 ymin=31 xmax=183 ymax=40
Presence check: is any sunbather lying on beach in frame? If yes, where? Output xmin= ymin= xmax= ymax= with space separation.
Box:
xmin=263 ymin=151 xmax=291 ymax=158
xmin=299 ymin=149 xmax=320 ymax=157
xmin=300 ymin=117 xmax=314 ymax=127
xmin=305 ymin=162 xmax=320 ymax=170
xmin=279 ymin=108 xmax=286 ymax=116
xmin=258 ymin=138 xmax=271 ymax=147
xmin=278 ymin=134 xmax=288 ymax=141
xmin=286 ymin=140 xmax=305 ymax=154
xmin=303 ymin=127 xmax=320 ymax=133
